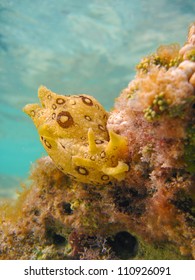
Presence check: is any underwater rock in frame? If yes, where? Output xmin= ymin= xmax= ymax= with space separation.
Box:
xmin=0 ymin=23 xmax=195 ymax=260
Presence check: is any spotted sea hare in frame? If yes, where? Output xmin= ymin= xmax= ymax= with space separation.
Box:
xmin=0 ymin=23 xmax=195 ymax=260
xmin=23 ymin=87 xmax=129 ymax=184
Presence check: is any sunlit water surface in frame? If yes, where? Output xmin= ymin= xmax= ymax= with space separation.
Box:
xmin=0 ymin=0 xmax=194 ymax=197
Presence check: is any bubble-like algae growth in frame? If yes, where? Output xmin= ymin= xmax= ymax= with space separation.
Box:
xmin=0 ymin=23 xmax=195 ymax=260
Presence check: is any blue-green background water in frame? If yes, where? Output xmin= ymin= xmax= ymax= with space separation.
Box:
xmin=0 ymin=0 xmax=194 ymax=197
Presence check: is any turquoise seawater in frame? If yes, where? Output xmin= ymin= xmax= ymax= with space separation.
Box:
xmin=0 ymin=0 xmax=195 ymax=197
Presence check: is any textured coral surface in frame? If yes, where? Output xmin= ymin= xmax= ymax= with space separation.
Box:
xmin=0 ymin=23 xmax=195 ymax=260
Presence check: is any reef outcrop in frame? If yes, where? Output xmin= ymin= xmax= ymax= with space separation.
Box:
xmin=0 ymin=23 xmax=195 ymax=260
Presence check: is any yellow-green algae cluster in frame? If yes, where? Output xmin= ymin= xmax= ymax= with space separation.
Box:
xmin=0 ymin=23 xmax=195 ymax=260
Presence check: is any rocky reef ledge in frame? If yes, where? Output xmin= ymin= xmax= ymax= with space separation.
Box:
xmin=0 ymin=23 xmax=195 ymax=260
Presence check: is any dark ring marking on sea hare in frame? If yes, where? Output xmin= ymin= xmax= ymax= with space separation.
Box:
xmin=75 ymin=166 xmax=89 ymax=176
xmin=56 ymin=98 xmax=66 ymax=105
xmin=60 ymin=143 xmax=66 ymax=149
xmin=70 ymin=100 xmax=76 ymax=105
xmin=30 ymin=110 xmax=35 ymax=117
xmin=47 ymin=94 xmax=52 ymax=100
xmin=101 ymin=175 xmax=110 ymax=181
xmin=100 ymin=151 xmax=106 ymax=158
xmin=84 ymin=115 xmax=92 ymax=121
xmin=80 ymin=96 xmax=93 ymax=106
xmin=44 ymin=139 xmax=52 ymax=149
xmin=98 ymin=124 xmax=106 ymax=131
xmin=52 ymin=104 xmax=57 ymax=110
xmin=95 ymin=139 xmax=104 ymax=144
xmin=57 ymin=111 xmax=74 ymax=128
xmin=52 ymin=113 xmax=56 ymax=119
xmin=95 ymin=104 xmax=100 ymax=109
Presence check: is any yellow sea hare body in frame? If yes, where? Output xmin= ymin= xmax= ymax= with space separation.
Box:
xmin=23 ymin=86 xmax=129 ymax=184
